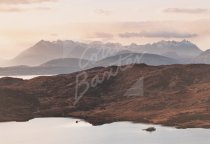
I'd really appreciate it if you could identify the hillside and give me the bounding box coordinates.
[96,53,179,67]
[192,49,210,64]
[9,40,65,66]
[41,58,91,68]
[0,58,91,76]
[0,64,210,128]
[0,59,90,76]
[0,53,179,76]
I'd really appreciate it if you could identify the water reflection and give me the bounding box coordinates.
[0,75,52,80]
[0,118,209,144]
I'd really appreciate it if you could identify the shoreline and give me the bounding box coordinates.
[1,114,210,129]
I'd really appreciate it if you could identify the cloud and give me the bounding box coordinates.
[0,0,55,12]
[95,9,112,16]
[0,6,51,12]
[33,7,51,11]
[87,32,114,40]
[164,8,208,14]
[0,7,21,12]
[94,32,113,39]
[0,0,58,4]
[119,31,198,38]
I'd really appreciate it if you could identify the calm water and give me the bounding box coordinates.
[0,118,209,144]
[0,75,52,80]
[1,75,210,144]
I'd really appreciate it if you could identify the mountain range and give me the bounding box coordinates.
[127,40,202,59]
[6,40,123,66]
[1,39,210,75]
[2,40,203,67]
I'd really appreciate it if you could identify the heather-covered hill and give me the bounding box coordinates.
[0,64,210,128]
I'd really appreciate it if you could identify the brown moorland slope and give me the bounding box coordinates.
[0,64,210,128]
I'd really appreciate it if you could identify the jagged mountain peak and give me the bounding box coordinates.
[4,39,204,66]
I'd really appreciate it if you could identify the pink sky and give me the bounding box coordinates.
[0,0,210,59]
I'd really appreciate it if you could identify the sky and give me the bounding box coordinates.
[1,0,210,59]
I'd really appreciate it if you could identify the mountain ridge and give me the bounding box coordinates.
[3,40,203,67]
[192,49,210,64]
[96,53,179,67]
[0,53,179,76]
[127,40,202,58]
